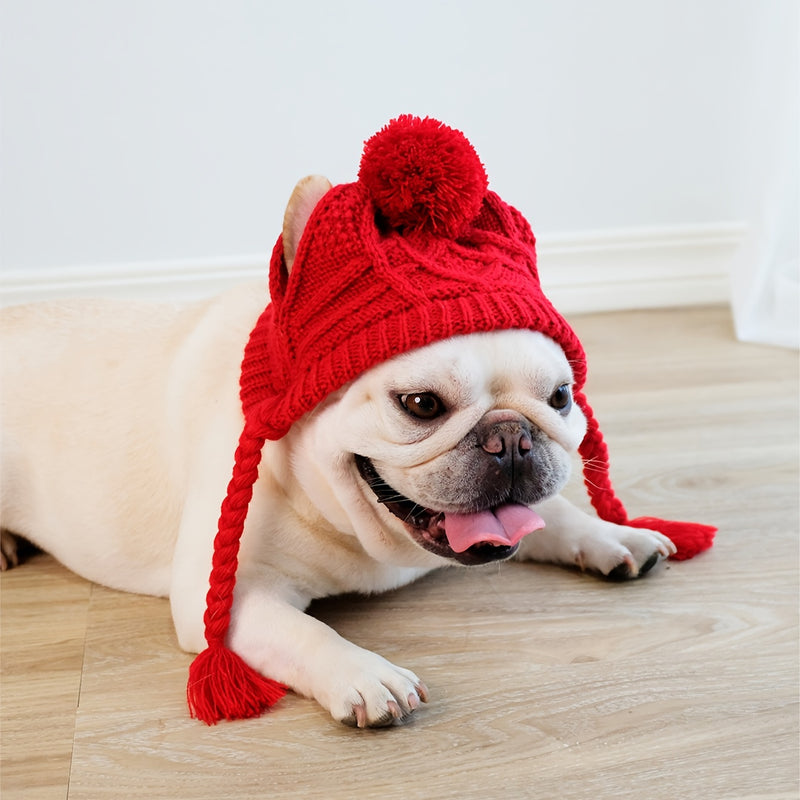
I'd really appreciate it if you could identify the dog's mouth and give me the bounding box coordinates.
[354,455,545,566]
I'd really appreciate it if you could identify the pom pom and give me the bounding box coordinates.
[187,644,287,724]
[628,516,716,561]
[358,115,488,237]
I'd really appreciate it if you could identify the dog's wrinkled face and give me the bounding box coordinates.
[290,328,586,568]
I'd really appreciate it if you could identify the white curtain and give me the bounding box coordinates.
[731,169,799,350]
[730,3,799,350]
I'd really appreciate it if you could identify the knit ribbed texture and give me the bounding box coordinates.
[187,115,716,725]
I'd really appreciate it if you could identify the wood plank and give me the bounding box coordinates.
[1,555,91,799]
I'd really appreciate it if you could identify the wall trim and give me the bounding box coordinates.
[537,222,746,312]
[0,222,746,314]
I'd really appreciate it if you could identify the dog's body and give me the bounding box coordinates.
[0,176,675,727]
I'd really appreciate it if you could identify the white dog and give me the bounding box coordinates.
[0,174,678,728]
[2,116,709,728]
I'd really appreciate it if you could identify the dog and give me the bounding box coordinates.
[0,168,678,728]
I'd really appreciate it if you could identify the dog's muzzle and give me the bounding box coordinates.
[354,454,545,566]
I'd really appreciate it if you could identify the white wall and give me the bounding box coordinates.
[0,0,796,310]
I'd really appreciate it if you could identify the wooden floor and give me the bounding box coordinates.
[1,306,798,800]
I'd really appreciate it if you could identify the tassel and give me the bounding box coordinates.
[187,643,287,725]
[628,516,716,561]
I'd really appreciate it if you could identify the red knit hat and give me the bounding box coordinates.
[187,115,715,724]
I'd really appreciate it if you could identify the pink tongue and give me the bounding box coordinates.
[443,504,545,554]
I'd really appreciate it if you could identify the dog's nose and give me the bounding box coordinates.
[478,418,533,462]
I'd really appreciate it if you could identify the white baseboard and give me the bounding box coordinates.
[537,222,746,313]
[0,256,270,307]
[0,222,746,314]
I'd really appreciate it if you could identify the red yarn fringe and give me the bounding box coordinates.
[628,516,716,561]
[187,644,287,725]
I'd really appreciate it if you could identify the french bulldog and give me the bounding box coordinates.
[0,175,675,727]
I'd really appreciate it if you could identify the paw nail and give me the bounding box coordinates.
[638,552,660,576]
[408,693,420,710]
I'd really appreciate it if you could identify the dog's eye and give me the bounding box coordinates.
[549,384,572,414]
[399,392,445,420]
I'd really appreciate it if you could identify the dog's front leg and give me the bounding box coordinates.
[226,581,428,727]
[518,495,676,579]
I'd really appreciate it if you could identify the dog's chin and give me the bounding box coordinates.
[354,455,522,566]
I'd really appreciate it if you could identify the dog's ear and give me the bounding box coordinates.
[282,175,332,273]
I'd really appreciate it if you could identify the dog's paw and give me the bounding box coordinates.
[0,531,40,571]
[322,650,428,728]
[575,523,676,580]
[1,530,21,571]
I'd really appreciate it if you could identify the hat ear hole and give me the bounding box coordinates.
[282,175,332,273]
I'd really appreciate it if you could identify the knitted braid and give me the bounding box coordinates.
[575,390,628,525]
[202,425,264,647]
[187,425,287,724]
